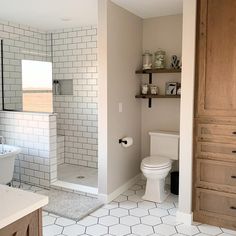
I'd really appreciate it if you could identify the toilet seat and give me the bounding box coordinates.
[142,156,172,169]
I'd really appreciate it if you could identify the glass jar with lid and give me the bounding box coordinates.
[154,50,166,69]
[142,50,152,70]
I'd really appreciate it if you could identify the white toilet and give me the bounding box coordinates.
[141,131,179,203]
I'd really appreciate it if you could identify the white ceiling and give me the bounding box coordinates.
[0,0,183,31]
[111,0,183,19]
[0,0,98,31]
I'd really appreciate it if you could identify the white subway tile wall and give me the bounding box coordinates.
[0,111,57,187]
[0,21,98,188]
[52,26,98,168]
[57,135,65,165]
[0,20,51,110]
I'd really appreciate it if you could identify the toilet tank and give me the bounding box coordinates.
[149,131,179,160]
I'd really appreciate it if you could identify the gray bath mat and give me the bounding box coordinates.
[38,189,103,221]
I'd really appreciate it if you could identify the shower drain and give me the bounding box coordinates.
[76,176,85,179]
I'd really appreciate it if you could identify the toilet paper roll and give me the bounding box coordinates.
[121,137,133,148]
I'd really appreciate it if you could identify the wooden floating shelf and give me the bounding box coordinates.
[135,68,181,74]
[135,68,181,107]
[135,94,181,99]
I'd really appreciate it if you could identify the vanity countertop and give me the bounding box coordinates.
[0,184,48,229]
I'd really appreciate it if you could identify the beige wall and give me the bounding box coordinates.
[98,0,143,196]
[98,0,108,195]
[141,15,183,159]
[107,1,142,194]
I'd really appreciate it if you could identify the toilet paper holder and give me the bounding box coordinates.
[119,138,128,144]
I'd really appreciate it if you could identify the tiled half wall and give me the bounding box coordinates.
[0,111,57,187]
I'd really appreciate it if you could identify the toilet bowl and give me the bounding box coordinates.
[141,131,179,203]
[141,156,172,203]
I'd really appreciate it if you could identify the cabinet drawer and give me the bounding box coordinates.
[197,159,236,193]
[197,124,236,144]
[197,141,236,162]
[196,188,236,219]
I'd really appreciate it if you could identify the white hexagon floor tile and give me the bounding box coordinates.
[42,211,48,216]
[222,228,236,235]
[154,223,177,236]
[149,207,169,217]
[156,201,175,210]
[55,217,76,227]
[33,180,236,236]
[63,224,85,236]
[43,224,63,236]
[110,208,129,217]
[103,202,119,210]
[168,207,177,216]
[120,215,140,226]
[43,215,56,226]
[86,224,108,236]
[99,215,119,226]
[162,215,182,226]
[77,216,98,227]
[176,224,200,236]
[90,208,109,217]
[138,201,156,210]
[198,224,222,235]
[109,224,131,236]
[113,195,128,203]
[141,215,161,226]
[130,208,149,217]
[119,200,137,210]
[132,223,154,236]
[219,233,236,236]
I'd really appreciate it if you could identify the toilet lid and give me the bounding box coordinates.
[142,156,172,168]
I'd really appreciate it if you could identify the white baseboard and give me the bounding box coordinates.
[98,173,141,203]
[51,180,98,195]
[176,210,193,225]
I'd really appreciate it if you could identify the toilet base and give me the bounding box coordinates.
[142,178,170,203]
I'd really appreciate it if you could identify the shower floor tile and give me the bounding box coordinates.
[57,164,98,188]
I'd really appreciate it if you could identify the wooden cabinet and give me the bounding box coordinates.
[0,209,42,236]
[196,0,236,117]
[193,0,236,230]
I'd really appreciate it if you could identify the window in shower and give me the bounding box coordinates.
[22,60,53,112]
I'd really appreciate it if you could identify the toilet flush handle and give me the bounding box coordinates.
[119,139,127,144]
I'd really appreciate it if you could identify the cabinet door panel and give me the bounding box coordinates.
[197,141,236,162]
[196,188,236,222]
[197,0,236,117]
[197,123,236,144]
[196,159,236,193]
